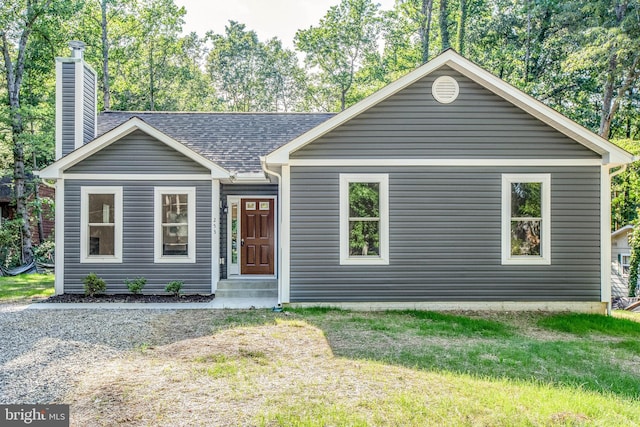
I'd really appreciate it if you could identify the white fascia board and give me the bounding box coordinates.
[231,172,270,183]
[61,173,213,180]
[288,158,603,167]
[265,49,633,167]
[611,224,633,239]
[55,56,99,76]
[444,58,634,165]
[39,117,231,179]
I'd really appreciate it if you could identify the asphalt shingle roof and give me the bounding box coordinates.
[97,112,335,174]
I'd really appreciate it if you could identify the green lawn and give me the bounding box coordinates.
[284,308,640,399]
[0,273,54,301]
[68,308,640,426]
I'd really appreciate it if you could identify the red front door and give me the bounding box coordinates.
[240,199,274,275]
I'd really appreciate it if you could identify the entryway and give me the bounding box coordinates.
[226,196,276,277]
[216,279,277,298]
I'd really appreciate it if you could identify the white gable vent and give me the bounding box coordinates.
[432,76,459,104]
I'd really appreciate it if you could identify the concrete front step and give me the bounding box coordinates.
[216,279,278,298]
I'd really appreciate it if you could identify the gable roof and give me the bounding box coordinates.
[40,112,335,178]
[265,49,634,166]
[39,117,230,179]
[97,112,335,174]
[612,225,634,239]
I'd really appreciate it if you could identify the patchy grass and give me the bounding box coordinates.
[0,273,54,302]
[67,314,640,426]
[612,340,640,355]
[287,309,640,400]
[538,313,640,337]
[291,308,515,338]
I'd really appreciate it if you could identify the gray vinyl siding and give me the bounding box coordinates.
[61,62,76,157]
[289,166,600,302]
[64,179,212,294]
[67,130,211,174]
[292,66,599,160]
[219,183,278,278]
[83,65,95,144]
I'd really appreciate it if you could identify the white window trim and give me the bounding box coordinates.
[621,253,631,277]
[501,174,551,265]
[154,187,196,263]
[339,174,389,265]
[80,186,123,263]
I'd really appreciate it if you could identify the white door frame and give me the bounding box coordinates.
[226,195,277,278]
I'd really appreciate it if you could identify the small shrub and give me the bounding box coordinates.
[34,239,55,263]
[0,219,24,268]
[165,280,183,297]
[124,276,147,294]
[83,272,106,296]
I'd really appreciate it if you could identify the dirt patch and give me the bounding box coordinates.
[67,321,339,426]
[64,319,640,427]
[42,293,215,303]
[70,320,460,426]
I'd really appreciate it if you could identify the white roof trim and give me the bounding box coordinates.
[611,224,634,239]
[230,172,270,183]
[265,49,633,166]
[38,117,230,179]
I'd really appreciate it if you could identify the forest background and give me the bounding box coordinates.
[1,0,639,274]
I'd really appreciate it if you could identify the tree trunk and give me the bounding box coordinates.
[149,44,155,110]
[524,0,531,82]
[457,0,467,55]
[418,0,434,63]
[33,152,44,244]
[2,26,35,263]
[599,0,636,139]
[439,0,450,50]
[11,119,33,263]
[599,54,617,138]
[599,54,640,139]
[100,0,111,110]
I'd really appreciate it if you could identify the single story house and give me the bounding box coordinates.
[39,43,635,313]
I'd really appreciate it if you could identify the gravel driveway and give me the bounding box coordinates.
[0,304,218,404]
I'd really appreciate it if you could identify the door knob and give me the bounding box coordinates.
[241,239,245,246]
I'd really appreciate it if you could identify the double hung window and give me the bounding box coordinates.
[339,174,389,265]
[501,174,550,265]
[80,187,122,262]
[154,187,196,263]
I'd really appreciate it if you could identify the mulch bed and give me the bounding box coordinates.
[42,294,215,303]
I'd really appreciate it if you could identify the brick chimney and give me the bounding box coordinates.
[55,41,97,159]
